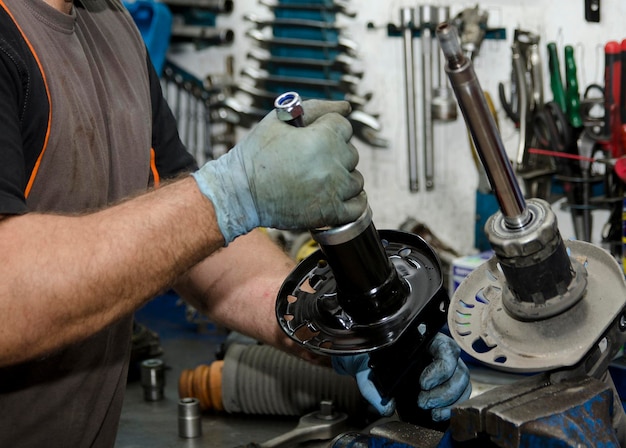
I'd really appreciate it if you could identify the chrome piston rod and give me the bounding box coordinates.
[436,23,530,229]
[401,8,419,192]
[420,5,435,191]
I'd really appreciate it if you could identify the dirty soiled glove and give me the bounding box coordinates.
[332,333,471,421]
[332,354,396,417]
[192,99,367,244]
[418,333,472,422]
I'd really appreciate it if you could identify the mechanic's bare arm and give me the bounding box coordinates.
[0,177,222,367]
[174,229,324,365]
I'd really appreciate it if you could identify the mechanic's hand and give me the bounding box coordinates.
[192,99,367,244]
[332,354,395,417]
[332,333,471,421]
[418,333,472,422]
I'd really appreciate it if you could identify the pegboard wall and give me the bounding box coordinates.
[166,0,625,255]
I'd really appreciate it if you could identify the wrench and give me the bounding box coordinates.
[241,66,360,94]
[236,81,371,107]
[170,24,234,47]
[244,13,346,31]
[162,0,232,13]
[259,0,357,18]
[246,29,359,58]
[236,401,349,448]
[247,48,362,77]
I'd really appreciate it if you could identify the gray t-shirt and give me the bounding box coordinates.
[0,0,195,446]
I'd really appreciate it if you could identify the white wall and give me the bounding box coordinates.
[168,0,626,255]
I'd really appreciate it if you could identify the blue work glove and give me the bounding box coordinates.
[332,333,471,421]
[417,333,472,421]
[192,100,367,244]
[332,354,396,416]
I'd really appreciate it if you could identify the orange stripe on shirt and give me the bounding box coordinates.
[150,148,160,188]
[0,0,52,199]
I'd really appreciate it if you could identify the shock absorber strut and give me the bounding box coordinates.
[438,23,626,377]
[274,92,448,425]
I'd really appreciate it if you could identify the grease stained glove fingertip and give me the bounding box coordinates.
[419,333,461,390]
[431,407,451,422]
[416,333,471,423]
[421,378,472,422]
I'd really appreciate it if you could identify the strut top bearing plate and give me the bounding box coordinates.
[449,239,626,373]
[276,230,448,356]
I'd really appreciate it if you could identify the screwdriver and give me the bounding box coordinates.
[564,45,582,128]
[604,40,621,157]
[620,39,626,155]
[547,42,567,114]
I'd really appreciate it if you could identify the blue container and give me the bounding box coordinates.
[123,0,173,76]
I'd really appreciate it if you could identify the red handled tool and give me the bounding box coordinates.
[604,40,621,157]
[620,39,626,156]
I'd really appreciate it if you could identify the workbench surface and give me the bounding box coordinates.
[115,296,338,448]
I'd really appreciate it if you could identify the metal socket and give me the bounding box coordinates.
[140,358,165,402]
[178,397,202,438]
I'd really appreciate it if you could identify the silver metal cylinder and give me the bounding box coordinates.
[512,43,529,167]
[434,6,450,87]
[310,207,372,245]
[140,358,165,402]
[431,6,457,122]
[178,397,202,438]
[401,7,419,192]
[436,23,529,229]
[420,5,435,190]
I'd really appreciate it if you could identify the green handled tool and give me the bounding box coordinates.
[564,45,583,128]
[547,42,567,114]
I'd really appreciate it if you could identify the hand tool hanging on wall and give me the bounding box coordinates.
[430,6,457,123]
[564,45,583,128]
[400,7,419,192]
[161,61,237,163]
[233,0,388,149]
[620,39,626,153]
[259,0,357,19]
[388,4,498,192]
[498,29,544,128]
[420,5,436,191]
[161,0,233,13]
[247,47,361,76]
[450,5,489,60]
[169,23,234,48]
[604,40,622,158]
[597,39,626,259]
[146,0,236,167]
[499,30,554,200]
[547,42,568,114]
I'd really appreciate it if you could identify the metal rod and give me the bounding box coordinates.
[401,8,419,192]
[435,6,450,88]
[512,43,529,168]
[436,23,530,229]
[420,5,435,190]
